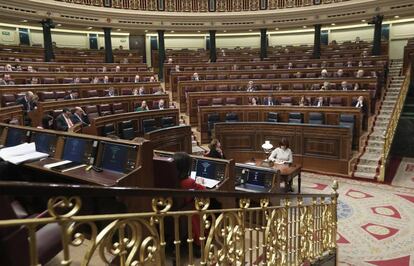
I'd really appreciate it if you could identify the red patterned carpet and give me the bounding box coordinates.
[300,173,414,266]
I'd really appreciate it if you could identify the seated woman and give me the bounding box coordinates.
[135,101,149,112]
[206,138,225,159]
[250,97,258,106]
[268,138,293,164]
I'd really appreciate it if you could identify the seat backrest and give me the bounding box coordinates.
[252,74,262,79]
[85,105,99,119]
[217,85,228,91]
[142,118,158,133]
[212,98,223,106]
[102,123,116,136]
[73,67,83,72]
[306,73,316,78]
[43,78,56,84]
[267,112,278,122]
[308,112,324,124]
[37,67,49,72]
[261,84,272,90]
[329,97,343,106]
[112,103,124,114]
[80,77,90,83]
[266,73,276,79]
[2,94,16,106]
[281,96,292,105]
[205,75,215,80]
[292,84,303,90]
[86,68,96,72]
[339,114,355,133]
[217,75,227,80]
[55,91,66,101]
[119,120,135,140]
[121,88,132,95]
[87,90,99,97]
[153,156,179,189]
[288,112,303,123]
[280,73,290,79]
[99,104,112,116]
[161,116,175,128]
[226,97,238,105]
[229,74,239,79]
[197,99,209,106]
[62,77,73,84]
[240,74,250,80]
[225,112,238,122]
[38,91,56,102]
[204,85,216,92]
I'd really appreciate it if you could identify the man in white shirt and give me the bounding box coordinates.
[355,96,364,108]
[341,81,349,91]
[158,99,165,110]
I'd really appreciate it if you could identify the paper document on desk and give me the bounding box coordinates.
[0,142,49,165]
[190,172,221,189]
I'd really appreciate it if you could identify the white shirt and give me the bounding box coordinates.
[355,101,363,108]
[268,147,293,163]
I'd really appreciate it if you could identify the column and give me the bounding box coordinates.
[103,27,114,63]
[260,28,267,60]
[158,30,165,81]
[313,24,321,59]
[209,30,216,63]
[372,15,384,56]
[41,19,55,62]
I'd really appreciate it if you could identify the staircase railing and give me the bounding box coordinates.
[379,65,411,182]
[0,181,338,265]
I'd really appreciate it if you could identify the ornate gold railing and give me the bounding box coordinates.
[0,181,338,265]
[56,0,349,12]
[379,65,411,182]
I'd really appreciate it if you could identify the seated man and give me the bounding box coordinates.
[314,96,325,107]
[91,77,100,84]
[102,75,110,84]
[29,77,39,85]
[27,65,36,72]
[356,69,365,78]
[115,65,121,72]
[107,87,116,97]
[134,75,140,83]
[263,95,275,106]
[340,81,349,91]
[16,91,37,112]
[174,65,180,72]
[335,69,345,78]
[0,74,15,85]
[56,108,74,131]
[71,106,90,126]
[320,69,329,78]
[158,99,166,110]
[321,81,330,90]
[135,101,149,112]
[64,90,77,100]
[355,96,364,108]
[5,64,13,72]
[246,80,256,92]
[191,72,201,81]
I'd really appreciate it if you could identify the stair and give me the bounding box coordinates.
[352,59,404,180]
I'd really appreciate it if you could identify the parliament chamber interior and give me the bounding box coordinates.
[0,0,414,265]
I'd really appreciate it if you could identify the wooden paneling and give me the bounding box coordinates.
[214,122,351,175]
[144,125,192,153]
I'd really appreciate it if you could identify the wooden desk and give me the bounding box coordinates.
[25,158,124,187]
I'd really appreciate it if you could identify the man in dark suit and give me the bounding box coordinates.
[16,91,37,112]
[263,96,275,106]
[71,107,89,126]
[64,91,77,100]
[55,108,74,131]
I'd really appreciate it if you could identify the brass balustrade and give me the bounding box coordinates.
[379,65,411,182]
[0,181,338,265]
[58,0,349,12]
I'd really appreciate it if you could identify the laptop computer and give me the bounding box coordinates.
[236,169,272,193]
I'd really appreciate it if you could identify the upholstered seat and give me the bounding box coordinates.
[288,112,303,123]
[308,112,324,124]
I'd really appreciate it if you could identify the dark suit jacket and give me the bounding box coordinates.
[55,114,70,131]
[16,97,36,112]
[64,94,76,100]
[263,98,275,106]
[206,149,225,159]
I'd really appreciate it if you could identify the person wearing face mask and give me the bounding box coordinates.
[268,138,293,164]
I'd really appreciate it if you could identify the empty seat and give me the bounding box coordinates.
[280,97,292,106]
[152,87,162,94]
[2,94,16,107]
[196,99,209,108]
[339,114,355,134]
[261,84,272,91]
[207,113,220,136]
[127,67,137,72]
[280,73,290,79]
[226,97,238,105]
[142,118,158,133]
[306,73,317,78]
[329,97,343,107]
[37,67,49,72]
[38,91,55,102]
[121,88,132,95]
[161,116,175,128]
[229,75,239,79]
[308,112,324,124]
[217,75,227,80]
[113,77,124,83]
[217,85,228,91]
[292,84,304,90]
[225,112,239,122]
[73,67,83,72]
[267,112,278,123]
[80,77,90,83]
[62,77,73,84]
[205,75,215,80]
[43,78,56,84]
[102,123,116,137]
[86,68,97,72]
[85,105,99,119]
[240,74,250,79]
[252,74,262,79]
[112,103,124,114]
[86,90,99,97]
[99,104,112,116]
[288,112,303,123]
[266,74,276,79]
[119,120,135,140]
[212,98,223,106]
[55,91,66,101]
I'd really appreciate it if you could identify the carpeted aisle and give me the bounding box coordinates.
[392,157,414,190]
[299,173,414,266]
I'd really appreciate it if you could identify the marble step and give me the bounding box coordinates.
[367,140,385,148]
[353,171,377,179]
[369,134,384,142]
[365,147,383,154]
[376,115,391,120]
[355,164,378,174]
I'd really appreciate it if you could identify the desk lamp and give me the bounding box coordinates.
[261,140,274,167]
